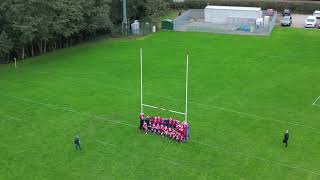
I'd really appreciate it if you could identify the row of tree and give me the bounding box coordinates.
[0,0,171,63]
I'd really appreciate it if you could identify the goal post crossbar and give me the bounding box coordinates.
[142,104,186,115]
[140,48,189,122]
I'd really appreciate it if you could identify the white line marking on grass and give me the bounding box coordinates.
[37,71,108,76]
[142,90,320,131]
[191,140,320,176]
[4,75,320,176]
[140,80,319,130]
[3,92,319,176]
[7,73,316,131]
[94,115,135,127]
[96,140,116,147]
[58,75,133,93]
[312,96,320,106]
[158,157,180,165]
[0,94,136,128]
[188,101,319,131]
[158,157,196,176]
[4,73,320,132]
[15,150,28,154]
[0,114,21,120]
[2,75,320,132]
[25,72,320,124]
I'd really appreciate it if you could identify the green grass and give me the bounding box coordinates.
[1,28,320,180]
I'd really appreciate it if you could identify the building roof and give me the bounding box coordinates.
[205,5,261,11]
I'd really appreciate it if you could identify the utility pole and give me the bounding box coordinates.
[122,0,128,35]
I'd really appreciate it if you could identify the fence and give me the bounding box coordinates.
[111,20,158,37]
[173,9,277,36]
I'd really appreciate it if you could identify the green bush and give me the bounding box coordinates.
[171,0,320,14]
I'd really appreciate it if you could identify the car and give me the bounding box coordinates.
[282,9,291,17]
[265,9,274,16]
[281,16,292,26]
[305,16,317,28]
[313,10,320,19]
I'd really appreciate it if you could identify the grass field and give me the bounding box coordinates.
[1,28,320,180]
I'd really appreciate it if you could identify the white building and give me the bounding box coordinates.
[204,5,263,24]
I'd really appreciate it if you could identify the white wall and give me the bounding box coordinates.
[205,9,262,24]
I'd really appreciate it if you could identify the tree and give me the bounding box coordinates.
[0,0,172,63]
[29,0,52,54]
[5,0,37,59]
[50,0,83,48]
[145,0,170,21]
[127,0,146,21]
[110,0,122,24]
[81,0,112,40]
[0,31,13,63]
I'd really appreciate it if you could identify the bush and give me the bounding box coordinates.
[171,0,320,14]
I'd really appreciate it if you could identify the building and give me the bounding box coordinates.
[204,5,263,24]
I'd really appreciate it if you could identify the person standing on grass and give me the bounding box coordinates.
[143,121,148,134]
[283,130,289,147]
[139,113,144,130]
[74,135,81,150]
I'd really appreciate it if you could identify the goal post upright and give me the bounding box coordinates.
[185,51,189,123]
[140,48,143,114]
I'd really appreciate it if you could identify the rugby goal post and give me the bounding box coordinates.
[140,48,189,122]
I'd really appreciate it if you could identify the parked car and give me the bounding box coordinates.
[313,10,320,19]
[282,9,291,17]
[265,9,274,16]
[305,16,317,28]
[281,16,292,26]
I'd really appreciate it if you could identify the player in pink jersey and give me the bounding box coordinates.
[172,120,177,128]
[164,126,169,136]
[154,124,159,133]
[179,125,184,134]
[160,124,165,136]
[160,117,164,124]
[168,117,173,127]
[150,116,154,125]
[180,134,185,142]
[151,123,156,133]
[168,129,172,138]
[153,116,158,124]
[176,133,181,142]
[143,121,148,134]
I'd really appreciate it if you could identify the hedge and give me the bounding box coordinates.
[171,0,320,14]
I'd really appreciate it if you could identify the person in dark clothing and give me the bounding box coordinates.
[145,116,150,125]
[139,113,144,130]
[144,116,152,130]
[283,130,289,147]
[74,135,81,150]
[164,118,169,127]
